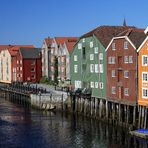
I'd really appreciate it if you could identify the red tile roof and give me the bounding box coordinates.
[55,37,78,45]
[44,37,53,47]
[0,45,12,51]
[8,45,35,56]
[65,39,78,53]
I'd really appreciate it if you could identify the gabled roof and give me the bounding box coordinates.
[44,37,53,47]
[54,37,78,45]
[19,48,41,59]
[81,25,136,48]
[137,36,148,52]
[0,45,12,51]
[106,28,146,51]
[8,45,35,56]
[64,38,78,53]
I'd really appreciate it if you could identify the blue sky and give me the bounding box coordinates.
[0,0,147,47]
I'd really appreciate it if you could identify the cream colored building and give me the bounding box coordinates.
[0,49,12,83]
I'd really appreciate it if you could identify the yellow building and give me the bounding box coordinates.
[0,49,12,83]
[138,28,148,106]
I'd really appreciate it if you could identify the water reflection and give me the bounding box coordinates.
[0,99,148,148]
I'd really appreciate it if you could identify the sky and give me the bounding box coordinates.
[0,0,147,47]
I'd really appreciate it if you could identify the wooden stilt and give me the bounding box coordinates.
[144,107,147,129]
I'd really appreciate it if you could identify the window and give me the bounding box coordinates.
[31,75,35,79]
[129,56,133,63]
[142,88,148,98]
[20,67,22,71]
[142,55,148,66]
[99,82,103,89]
[112,43,116,50]
[74,55,77,61]
[124,41,128,49]
[99,53,103,60]
[95,82,98,88]
[124,88,129,96]
[112,70,116,77]
[124,56,128,63]
[90,64,94,73]
[90,82,94,88]
[17,60,19,64]
[75,81,82,88]
[99,64,103,73]
[74,65,78,73]
[95,64,99,73]
[82,48,86,59]
[31,68,35,72]
[20,74,22,77]
[82,38,85,42]
[108,57,115,64]
[124,71,129,78]
[31,60,35,65]
[78,43,82,49]
[142,72,148,82]
[20,60,22,64]
[112,87,116,94]
[94,47,98,54]
[90,41,93,48]
[90,54,94,60]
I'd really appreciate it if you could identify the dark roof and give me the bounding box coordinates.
[19,48,41,59]
[80,25,137,48]
[116,28,146,48]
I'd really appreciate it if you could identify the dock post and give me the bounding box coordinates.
[138,106,142,128]
[106,100,108,120]
[133,106,136,126]
[144,107,147,129]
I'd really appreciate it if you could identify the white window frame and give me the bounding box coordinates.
[78,43,82,49]
[142,55,148,66]
[112,70,116,77]
[112,43,116,50]
[99,82,103,89]
[90,64,94,73]
[94,47,98,54]
[124,88,129,96]
[99,64,103,73]
[95,64,99,73]
[90,41,93,48]
[82,38,85,43]
[129,56,133,63]
[95,82,98,88]
[90,82,94,88]
[112,86,116,94]
[124,41,128,49]
[99,53,103,60]
[74,65,78,73]
[90,54,94,61]
[124,70,129,78]
[75,80,82,88]
[74,55,77,61]
[124,56,128,63]
[142,88,148,99]
[142,72,148,82]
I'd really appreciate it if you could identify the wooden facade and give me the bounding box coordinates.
[106,28,146,105]
[138,36,148,106]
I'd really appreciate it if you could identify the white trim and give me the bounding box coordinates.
[137,36,148,52]
[105,36,136,52]
[144,27,148,34]
[142,87,148,99]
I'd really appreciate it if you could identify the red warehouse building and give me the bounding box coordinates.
[106,28,146,105]
[15,48,42,83]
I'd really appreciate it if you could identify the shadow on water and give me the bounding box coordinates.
[0,98,148,148]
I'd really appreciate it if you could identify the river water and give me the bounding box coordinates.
[0,99,147,148]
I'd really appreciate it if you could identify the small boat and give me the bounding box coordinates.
[130,129,148,139]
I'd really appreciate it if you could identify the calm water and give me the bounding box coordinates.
[0,99,148,148]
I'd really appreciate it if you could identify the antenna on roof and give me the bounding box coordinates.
[123,18,127,27]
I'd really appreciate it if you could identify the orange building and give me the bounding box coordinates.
[138,28,148,106]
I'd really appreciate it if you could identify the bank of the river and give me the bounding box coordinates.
[0,98,148,148]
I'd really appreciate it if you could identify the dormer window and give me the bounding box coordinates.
[112,43,116,50]
[124,41,128,49]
